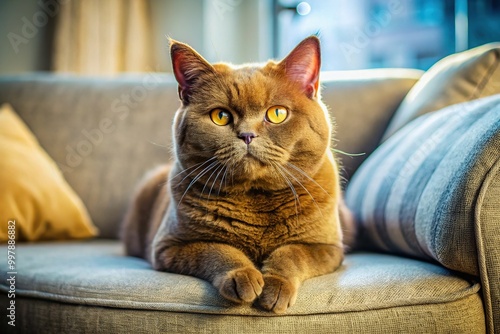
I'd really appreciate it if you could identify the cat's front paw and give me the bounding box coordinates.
[258,274,298,314]
[214,267,264,304]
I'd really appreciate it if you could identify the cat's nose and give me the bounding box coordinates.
[238,132,256,145]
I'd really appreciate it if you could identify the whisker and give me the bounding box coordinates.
[209,163,227,200]
[271,162,300,221]
[200,162,224,200]
[229,160,236,187]
[281,164,324,218]
[175,147,219,157]
[177,161,219,206]
[217,164,229,197]
[331,148,365,157]
[170,157,217,183]
[148,140,170,149]
[286,163,331,197]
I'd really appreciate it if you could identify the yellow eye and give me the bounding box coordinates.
[210,109,232,126]
[266,106,288,124]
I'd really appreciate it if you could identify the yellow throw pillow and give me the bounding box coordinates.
[0,103,98,242]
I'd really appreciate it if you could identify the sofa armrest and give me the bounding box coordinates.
[345,95,500,333]
[475,160,500,332]
[320,69,423,179]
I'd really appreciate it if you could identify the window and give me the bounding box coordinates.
[274,0,500,70]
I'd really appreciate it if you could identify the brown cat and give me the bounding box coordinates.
[122,36,356,314]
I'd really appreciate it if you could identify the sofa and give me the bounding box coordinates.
[0,43,499,333]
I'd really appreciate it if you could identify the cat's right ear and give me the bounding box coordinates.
[170,39,214,104]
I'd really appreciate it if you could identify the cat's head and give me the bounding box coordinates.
[170,36,333,192]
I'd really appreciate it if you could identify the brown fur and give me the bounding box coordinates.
[122,36,356,313]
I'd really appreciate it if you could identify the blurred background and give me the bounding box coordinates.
[1,0,499,75]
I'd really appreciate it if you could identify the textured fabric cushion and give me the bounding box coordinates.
[0,104,97,242]
[0,240,485,333]
[346,94,500,276]
[383,43,500,140]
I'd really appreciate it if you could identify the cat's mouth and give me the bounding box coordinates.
[237,143,287,168]
[243,150,264,164]
[232,145,269,171]
[243,146,265,162]
[227,141,288,178]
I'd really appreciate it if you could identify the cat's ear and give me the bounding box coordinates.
[170,39,214,103]
[279,36,321,98]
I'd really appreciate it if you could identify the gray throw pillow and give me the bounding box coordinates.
[346,94,500,276]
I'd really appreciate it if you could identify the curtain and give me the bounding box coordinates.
[53,0,152,75]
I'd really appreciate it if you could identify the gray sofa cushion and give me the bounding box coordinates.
[0,240,485,332]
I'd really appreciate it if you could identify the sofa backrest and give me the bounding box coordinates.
[0,70,421,238]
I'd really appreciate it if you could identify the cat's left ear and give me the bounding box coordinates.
[279,36,321,99]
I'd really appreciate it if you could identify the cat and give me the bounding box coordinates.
[122,36,356,314]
